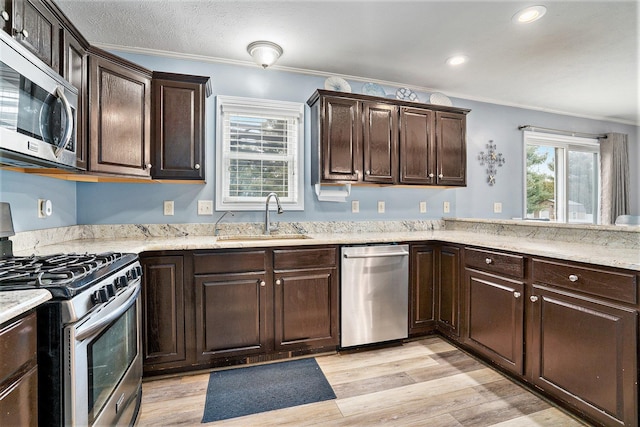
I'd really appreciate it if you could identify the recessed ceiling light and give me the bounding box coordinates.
[446,55,468,66]
[513,5,547,24]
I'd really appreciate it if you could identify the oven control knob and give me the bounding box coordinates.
[105,283,116,298]
[92,288,110,304]
[114,276,127,289]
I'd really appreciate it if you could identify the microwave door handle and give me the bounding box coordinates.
[53,86,73,158]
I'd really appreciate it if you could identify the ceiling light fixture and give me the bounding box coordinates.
[446,55,468,66]
[513,5,547,24]
[247,41,283,69]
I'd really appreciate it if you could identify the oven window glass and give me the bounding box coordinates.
[87,303,137,422]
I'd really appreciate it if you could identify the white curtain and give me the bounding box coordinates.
[599,133,629,224]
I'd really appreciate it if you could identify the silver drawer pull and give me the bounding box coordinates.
[513,291,521,299]
[485,258,493,264]
[530,295,539,303]
[568,274,578,282]
[194,163,200,170]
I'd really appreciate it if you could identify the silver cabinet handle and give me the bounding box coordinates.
[18,28,28,38]
[438,173,444,179]
[530,295,539,302]
[1,11,9,21]
[259,280,265,287]
[194,163,200,170]
[428,173,434,178]
[365,170,370,175]
[145,163,152,169]
[513,291,521,299]
[485,258,492,264]
[275,279,282,285]
[568,274,578,282]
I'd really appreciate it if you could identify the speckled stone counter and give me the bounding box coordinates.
[0,290,51,325]
[10,221,640,271]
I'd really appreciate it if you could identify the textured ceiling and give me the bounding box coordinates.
[55,0,639,125]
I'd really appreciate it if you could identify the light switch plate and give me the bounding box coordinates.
[197,200,213,215]
[164,201,174,216]
[419,201,427,213]
[351,200,360,213]
[377,201,385,213]
[493,202,503,213]
[443,201,450,213]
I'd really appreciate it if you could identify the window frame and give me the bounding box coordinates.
[522,131,600,224]
[215,95,305,211]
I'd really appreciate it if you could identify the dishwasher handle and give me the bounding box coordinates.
[343,250,409,259]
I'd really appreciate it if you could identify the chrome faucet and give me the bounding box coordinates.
[264,192,283,235]
[214,211,234,236]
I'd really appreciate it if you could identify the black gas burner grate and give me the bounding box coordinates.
[0,252,138,298]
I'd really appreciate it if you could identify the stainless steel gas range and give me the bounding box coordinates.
[0,251,143,426]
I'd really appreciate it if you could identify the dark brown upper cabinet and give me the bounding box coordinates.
[151,72,211,180]
[308,89,469,188]
[10,0,58,69]
[88,47,152,178]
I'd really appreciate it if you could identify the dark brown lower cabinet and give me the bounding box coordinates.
[436,245,461,337]
[409,244,437,335]
[464,269,524,375]
[141,255,189,374]
[0,312,38,426]
[528,285,638,427]
[273,247,339,351]
[194,272,269,361]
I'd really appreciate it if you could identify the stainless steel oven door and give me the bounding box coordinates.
[65,281,142,426]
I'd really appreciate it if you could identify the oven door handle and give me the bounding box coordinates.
[76,285,140,342]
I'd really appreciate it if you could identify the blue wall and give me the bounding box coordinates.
[1,50,637,231]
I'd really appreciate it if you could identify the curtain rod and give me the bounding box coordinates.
[518,125,607,139]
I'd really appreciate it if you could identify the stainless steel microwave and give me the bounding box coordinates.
[0,31,78,170]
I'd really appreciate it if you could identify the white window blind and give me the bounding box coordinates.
[216,96,304,211]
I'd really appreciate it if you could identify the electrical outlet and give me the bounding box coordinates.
[377,201,385,213]
[443,201,451,213]
[351,200,359,213]
[493,202,503,213]
[197,200,213,215]
[419,201,427,213]
[164,201,174,216]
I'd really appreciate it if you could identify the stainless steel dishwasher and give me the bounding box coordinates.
[341,244,409,347]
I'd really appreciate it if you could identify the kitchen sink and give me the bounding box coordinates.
[216,234,312,241]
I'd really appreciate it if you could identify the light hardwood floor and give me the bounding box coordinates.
[136,336,590,426]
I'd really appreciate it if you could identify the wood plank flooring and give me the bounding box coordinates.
[136,336,590,426]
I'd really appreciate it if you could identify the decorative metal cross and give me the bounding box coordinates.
[478,140,505,185]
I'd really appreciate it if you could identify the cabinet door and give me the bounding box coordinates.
[152,74,208,180]
[528,285,637,427]
[273,267,338,351]
[13,0,58,69]
[436,111,466,186]
[409,244,437,335]
[61,30,87,170]
[437,245,460,336]
[1,0,11,34]
[141,256,187,371]
[195,272,269,361]
[321,96,361,181]
[399,107,435,184]
[88,52,151,177]
[362,102,397,183]
[464,269,524,375]
[0,365,37,427]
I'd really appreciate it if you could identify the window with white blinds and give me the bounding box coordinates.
[215,96,304,211]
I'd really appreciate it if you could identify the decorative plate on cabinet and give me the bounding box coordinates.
[396,87,418,101]
[362,82,386,97]
[324,76,352,93]
[429,92,453,106]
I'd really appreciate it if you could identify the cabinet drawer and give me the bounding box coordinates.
[273,247,337,270]
[465,248,524,278]
[0,313,37,385]
[532,259,637,305]
[194,250,266,274]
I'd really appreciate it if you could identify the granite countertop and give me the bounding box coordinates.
[12,229,640,271]
[0,289,51,325]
